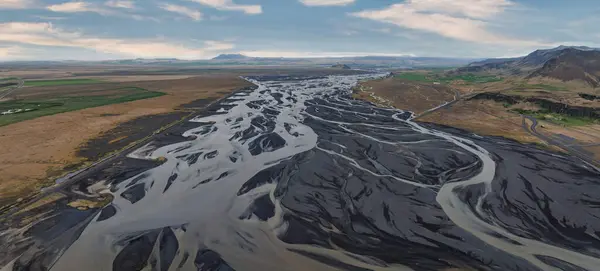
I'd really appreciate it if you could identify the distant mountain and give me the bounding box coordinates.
[549,45,599,52]
[0,55,475,69]
[514,46,598,68]
[331,64,351,70]
[528,48,600,87]
[212,54,249,60]
[205,54,475,68]
[457,57,521,73]
[456,45,600,77]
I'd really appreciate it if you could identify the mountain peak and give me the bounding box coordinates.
[212,54,249,60]
[550,45,598,52]
[331,63,352,70]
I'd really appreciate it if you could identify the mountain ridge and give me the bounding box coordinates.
[527,48,600,87]
[212,54,250,60]
[456,45,600,87]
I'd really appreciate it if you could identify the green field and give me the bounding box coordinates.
[512,109,599,126]
[24,79,104,87]
[394,72,502,84]
[0,77,18,81]
[394,73,431,82]
[515,84,567,92]
[0,87,164,126]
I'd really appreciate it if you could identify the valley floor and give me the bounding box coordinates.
[0,66,365,212]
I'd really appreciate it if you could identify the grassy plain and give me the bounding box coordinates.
[356,76,455,114]
[511,108,600,126]
[0,87,164,126]
[24,78,104,87]
[394,72,503,84]
[514,83,568,92]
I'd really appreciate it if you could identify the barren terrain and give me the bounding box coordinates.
[418,100,542,144]
[355,76,456,114]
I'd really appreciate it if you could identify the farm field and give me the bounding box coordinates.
[0,86,164,126]
[24,78,105,87]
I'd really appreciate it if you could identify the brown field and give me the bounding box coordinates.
[8,83,134,99]
[89,75,196,82]
[356,76,543,144]
[419,100,542,144]
[0,65,139,79]
[0,74,253,207]
[356,77,456,115]
[588,146,600,160]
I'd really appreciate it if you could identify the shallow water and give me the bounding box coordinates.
[3,73,600,271]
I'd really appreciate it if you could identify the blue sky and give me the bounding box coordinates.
[0,0,598,60]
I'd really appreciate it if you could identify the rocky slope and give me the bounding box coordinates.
[456,46,600,87]
[527,48,600,87]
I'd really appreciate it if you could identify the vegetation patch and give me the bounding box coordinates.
[512,109,600,126]
[515,83,567,92]
[0,82,18,88]
[24,78,104,87]
[0,87,165,126]
[394,72,502,84]
[394,73,432,82]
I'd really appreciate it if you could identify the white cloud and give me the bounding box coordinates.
[299,0,354,6]
[0,46,24,59]
[105,0,135,9]
[188,0,262,15]
[0,22,234,59]
[47,1,109,14]
[160,3,202,21]
[351,0,544,47]
[0,0,35,9]
[402,0,513,19]
[130,14,159,21]
[47,1,157,21]
[239,50,414,58]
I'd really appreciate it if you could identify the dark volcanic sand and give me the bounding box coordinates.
[2,73,600,271]
[77,112,190,161]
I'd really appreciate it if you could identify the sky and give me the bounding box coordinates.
[0,0,599,61]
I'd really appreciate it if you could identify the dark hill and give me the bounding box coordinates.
[331,64,351,70]
[456,58,520,74]
[455,46,600,78]
[528,48,600,87]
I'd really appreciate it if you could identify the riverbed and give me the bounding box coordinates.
[3,73,600,271]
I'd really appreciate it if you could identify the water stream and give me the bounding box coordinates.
[4,73,600,271]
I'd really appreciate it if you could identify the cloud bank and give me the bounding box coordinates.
[299,0,354,6]
[188,0,262,14]
[351,0,544,47]
[0,22,233,59]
